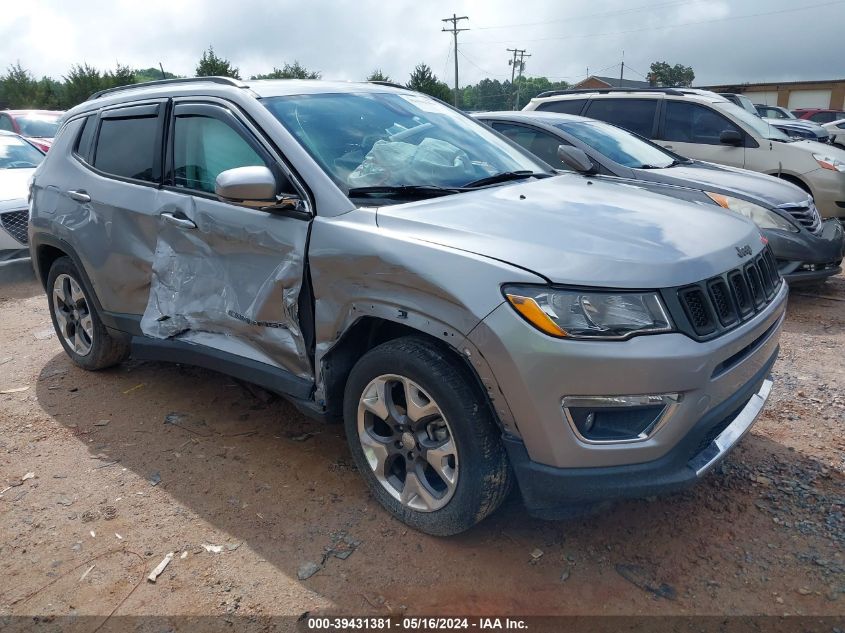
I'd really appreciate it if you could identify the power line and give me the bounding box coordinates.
[462,0,845,46]
[507,48,531,110]
[442,14,469,107]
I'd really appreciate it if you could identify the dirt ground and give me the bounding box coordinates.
[0,260,842,623]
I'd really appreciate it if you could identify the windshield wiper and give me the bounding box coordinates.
[347,184,465,199]
[461,170,548,188]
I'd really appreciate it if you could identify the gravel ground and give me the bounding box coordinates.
[0,262,842,621]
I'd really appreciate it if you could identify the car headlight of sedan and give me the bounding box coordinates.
[502,285,673,340]
[705,193,798,232]
[813,153,845,172]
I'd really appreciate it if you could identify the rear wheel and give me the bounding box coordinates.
[47,257,129,370]
[344,337,512,535]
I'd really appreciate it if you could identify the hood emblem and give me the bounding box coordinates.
[736,244,753,258]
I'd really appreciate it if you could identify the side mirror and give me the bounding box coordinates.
[557,145,597,174]
[719,130,743,146]
[215,166,278,206]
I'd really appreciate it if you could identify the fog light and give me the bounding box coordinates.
[562,394,681,444]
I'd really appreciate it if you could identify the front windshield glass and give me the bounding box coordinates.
[0,136,44,169]
[554,120,675,169]
[262,92,548,195]
[717,102,790,141]
[16,114,61,138]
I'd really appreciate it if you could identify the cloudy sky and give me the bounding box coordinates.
[3,0,844,87]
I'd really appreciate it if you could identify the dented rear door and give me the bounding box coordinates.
[141,99,312,380]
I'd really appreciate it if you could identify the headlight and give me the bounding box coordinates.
[502,285,673,340]
[813,153,845,172]
[705,193,798,232]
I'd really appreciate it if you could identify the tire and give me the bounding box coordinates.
[46,257,130,370]
[343,336,512,535]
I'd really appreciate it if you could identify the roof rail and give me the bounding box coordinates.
[366,80,409,90]
[87,76,249,101]
[534,87,687,99]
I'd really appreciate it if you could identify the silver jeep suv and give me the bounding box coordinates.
[29,78,787,534]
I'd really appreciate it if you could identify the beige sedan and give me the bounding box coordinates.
[824,119,845,149]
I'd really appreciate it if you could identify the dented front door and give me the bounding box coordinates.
[140,100,312,380]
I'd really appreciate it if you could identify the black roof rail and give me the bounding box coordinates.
[366,80,410,90]
[87,76,249,101]
[534,87,687,99]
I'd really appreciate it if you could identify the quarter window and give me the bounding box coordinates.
[583,99,657,138]
[93,114,159,182]
[0,115,14,132]
[74,115,96,161]
[172,115,268,194]
[535,99,587,115]
[663,101,741,145]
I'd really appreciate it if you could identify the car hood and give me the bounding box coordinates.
[0,168,35,202]
[631,161,808,208]
[375,174,764,289]
[765,118,828,137]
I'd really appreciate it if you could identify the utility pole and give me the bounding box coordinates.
[507,48,530,110]
[442,14,469,107]
[619,50,625,83]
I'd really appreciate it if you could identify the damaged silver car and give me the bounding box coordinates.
[29,78,787,535]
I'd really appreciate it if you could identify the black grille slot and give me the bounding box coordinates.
[707,279,737,326]
[0,210,28,245]
[745,263,765,307]
[729,271,753,317]
[756,256,774,298]
[679,287,716,335]
[763,248,781,285]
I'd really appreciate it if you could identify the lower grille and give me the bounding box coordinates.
[0,209,29,245]
[673,246,782,340]
[779,200,821,234]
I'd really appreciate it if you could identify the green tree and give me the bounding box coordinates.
[251,61,320,80]
[406,63,452,103]
[513,76,569,109]
[648,61,695,87]
[62,63,104,107]
[367,69,391,82]
[196,46,241,79]
[0,62,40,108]
[34,77,65,110]
[134,67,179,83]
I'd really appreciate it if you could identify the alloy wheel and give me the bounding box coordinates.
[52,273,94,356]
[357,374,458,512]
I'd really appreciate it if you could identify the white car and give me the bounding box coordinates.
[524,88,845,220]
[0,131,43,265]
[824,118,845,149]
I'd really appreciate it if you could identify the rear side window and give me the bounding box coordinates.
[583,99,657,138]
[809,112,838,123]
[0,115,14,132]
[535,99,587,115]
[93,111,159,182]
[663,101,741,145]
[74,115,96,161]
[172,114,268,194]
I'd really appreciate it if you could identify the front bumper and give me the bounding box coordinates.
[503,357,775,518]
[767,218,845,283]
[805,167,845,220]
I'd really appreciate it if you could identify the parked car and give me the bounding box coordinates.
[753,104,831,143]
[0,110,63,152]
[30,78,786,534]
[792,108,845,124]
[719,93,758,115]
[823,118,845,149]
[475,111,843,284]
[0,131,44,265]
[525,88,845,220]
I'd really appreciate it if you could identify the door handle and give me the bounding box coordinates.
[663,145,674,150]
[160,212,197,229]
[67,190,91,203]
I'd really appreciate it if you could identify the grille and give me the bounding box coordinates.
[0,209,29,245]
[779,201,821,234]
[675,246,781,340]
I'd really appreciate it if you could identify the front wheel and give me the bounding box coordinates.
[343,337,512,535]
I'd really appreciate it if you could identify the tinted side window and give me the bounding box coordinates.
[0,115,13,132]
[663,101,740,145]
[93,115,159,182]
[172,115,268,194]
[583,99,657,138]
[535,99,587,115]
[74,115,96,161]
[491,122,571,169]
[810,112,837,123]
